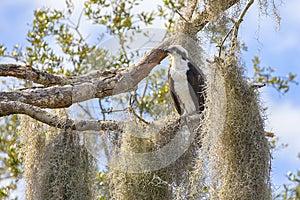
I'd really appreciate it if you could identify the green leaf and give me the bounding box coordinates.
[0,44,6,55]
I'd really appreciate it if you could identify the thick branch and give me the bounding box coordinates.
[0,64,66,86]
[0,63,128,86]
[0,101,120,131]
[0,39,171,109]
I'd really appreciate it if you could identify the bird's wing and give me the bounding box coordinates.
[187,62,206,113]
[168,71,182,115]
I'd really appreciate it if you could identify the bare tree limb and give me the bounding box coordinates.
[230,0,254,52]
[0,101,120,131]
[0,63,128,86]
[250,83,266,90]
[175,9,190,23]
[0,64,66,86]
[218,27,234,57]
[264,131,275,138]
[0,39,171,109]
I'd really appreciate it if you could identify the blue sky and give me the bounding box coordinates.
[1,0,300,197]
[240,0,300,189]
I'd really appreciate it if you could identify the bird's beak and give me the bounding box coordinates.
[164,49,170,54]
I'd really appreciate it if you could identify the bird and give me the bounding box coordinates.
[164,45,206,116]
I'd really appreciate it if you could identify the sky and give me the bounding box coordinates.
[0,0,300,198]
[240,0,300,189]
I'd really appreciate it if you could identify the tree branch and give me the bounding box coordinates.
[0,39,171,109]
[0,64,66,86]
[188,0,240,34]
[230,0,254,52]
[0,101,120,131]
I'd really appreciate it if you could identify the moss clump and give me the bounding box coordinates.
[107,116,202,200]
[20,115,97,200]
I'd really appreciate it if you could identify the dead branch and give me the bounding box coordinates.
[0,64,66,86]
[264,131,275,138]
[230,0,254,51]
[175,9,190,23]
[250,83,266,89]
[0,101,120,131]
[0,39,171,109]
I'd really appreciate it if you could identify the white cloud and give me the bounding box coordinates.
[263,94,300,187]
[241,0,300,55]
[266,99,300,155]
[31,0,68,10]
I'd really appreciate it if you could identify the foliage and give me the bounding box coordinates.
[95,172,108,199]
[0,115,21,199]
[135,69,171,118]
[252,56,298,94]
[274,153,300,200]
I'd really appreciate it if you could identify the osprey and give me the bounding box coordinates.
[165,45,206,116]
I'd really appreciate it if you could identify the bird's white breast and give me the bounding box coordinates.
[170,58,197,115]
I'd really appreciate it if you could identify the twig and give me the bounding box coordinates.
[0,101,120,131]
[76,9,84,30]
[101,108,127,114]
[230,0,254,53]
[98,99,106,120]
[250,83,266,89]
[139,78,149,116]
[264,131,275,138]
[218,27,234,57]
[66,8,85,40]
[175,9,190,23]
[129,95,150,124]
[77,103,94,119]
[128,106,150,125]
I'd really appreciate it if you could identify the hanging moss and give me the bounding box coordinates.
[19,115,97,200]
[107,115,202,200]
[187,56,271,200]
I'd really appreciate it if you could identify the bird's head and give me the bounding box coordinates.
[164,45,189,60]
